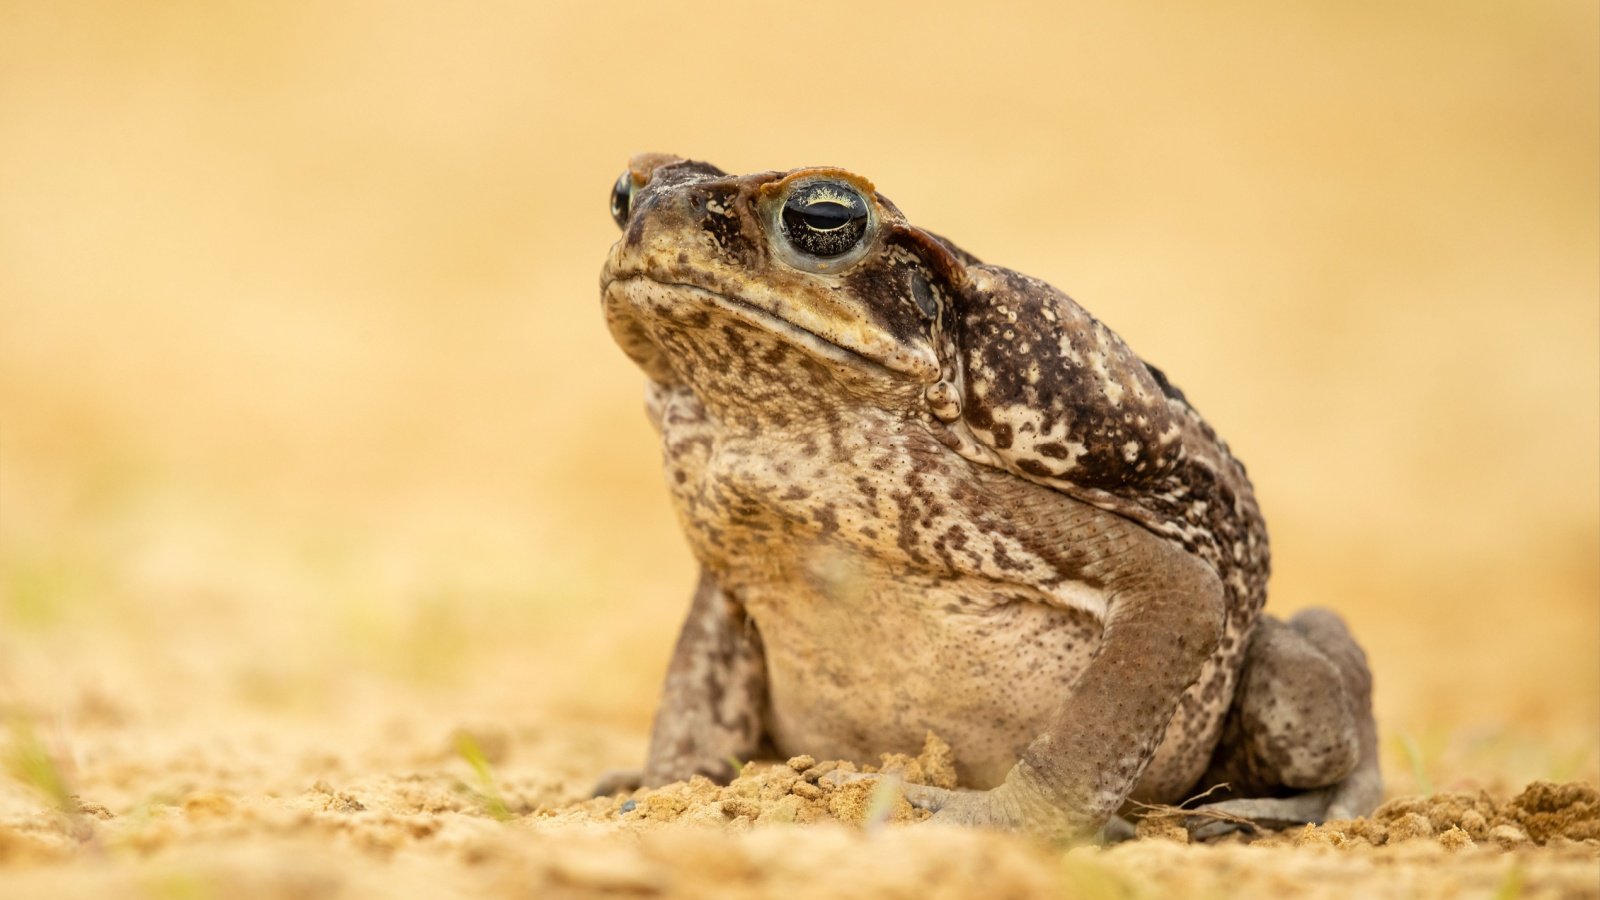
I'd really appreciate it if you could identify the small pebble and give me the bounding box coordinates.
[1488,824,1529,849]
[720,798,760,820]
[764,795,803,823]
[1387,812,1435,843]
[800,761,839,783]
[618,799,637,815]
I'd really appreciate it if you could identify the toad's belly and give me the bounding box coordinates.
[742,569,1105,790]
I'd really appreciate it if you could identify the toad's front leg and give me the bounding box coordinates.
[921,525,1226,840]
[593,569,768,794]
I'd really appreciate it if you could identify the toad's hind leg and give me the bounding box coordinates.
[1185,608,1381,835]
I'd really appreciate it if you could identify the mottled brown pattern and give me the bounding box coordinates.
[597,155,1379,839]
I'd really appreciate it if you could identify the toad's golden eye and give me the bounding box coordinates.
[609,171,635,229]
[779,181,869,258]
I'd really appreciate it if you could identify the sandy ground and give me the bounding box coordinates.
[3,2,1598,898]
[1,717,1597,898]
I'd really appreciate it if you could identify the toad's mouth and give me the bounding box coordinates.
[604,275,935,379]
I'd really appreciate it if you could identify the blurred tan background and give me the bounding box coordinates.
[2,1,1596,796]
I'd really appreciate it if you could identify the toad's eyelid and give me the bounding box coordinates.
[800,183,861,207]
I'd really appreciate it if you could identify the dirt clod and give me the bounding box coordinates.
[1506,781,1600,843]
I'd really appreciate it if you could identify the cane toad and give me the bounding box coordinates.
[596,154,1381,839]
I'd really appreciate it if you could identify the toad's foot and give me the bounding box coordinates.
[821,770,958,812]
[823,769,1081,838]
[1180,789,1336,841]
[1180,765,1382,841]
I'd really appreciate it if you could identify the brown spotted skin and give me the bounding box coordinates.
[640,568,768,786]
[598,155,1377,838]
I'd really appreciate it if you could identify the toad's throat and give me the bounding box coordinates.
[609,275,923,377]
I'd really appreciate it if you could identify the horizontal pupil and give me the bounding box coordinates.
[799,202,855,230]
[779,183,868,259]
